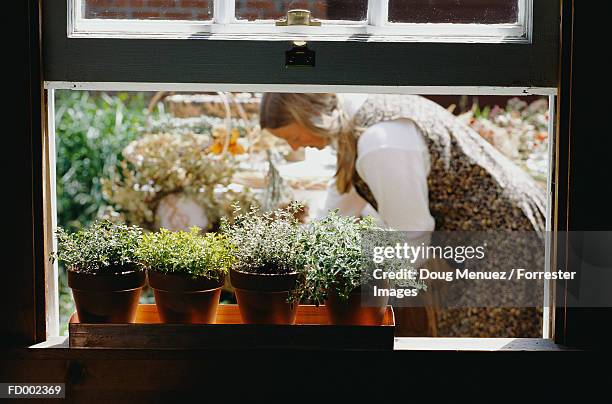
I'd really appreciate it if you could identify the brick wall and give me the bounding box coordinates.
[389,0,518,24]
[85,0,516,23]
[85,0,213,20]
[235,1,329,21]
[84,0,335,21]
[85,0,518,24]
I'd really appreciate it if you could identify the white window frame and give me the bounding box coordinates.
[69,0,532,43]
[43,81,557,342]
[40,0,561,347]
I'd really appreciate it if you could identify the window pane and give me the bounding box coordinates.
[235,0,368,21]
[389,0,519,24]
[53,89,549,338]
[84,0,213,21]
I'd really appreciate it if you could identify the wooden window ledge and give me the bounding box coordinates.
[29,336,573,351]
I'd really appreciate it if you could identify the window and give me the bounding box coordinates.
[46,89,555,338]
[388,0,519,24]
[84,0,214,21]
[36,0,562,348]
[234,1,369,21]
[70,0,531,42]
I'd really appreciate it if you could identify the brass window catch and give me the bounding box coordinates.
[276,9,322,26]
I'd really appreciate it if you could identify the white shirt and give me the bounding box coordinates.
[322,94,436,233]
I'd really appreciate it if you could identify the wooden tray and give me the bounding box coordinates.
[69,304,395,350]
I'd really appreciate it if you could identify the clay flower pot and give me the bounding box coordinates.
[148,271,224,324]
[230,269,299,324]
[68,269,145,323]
[325,280,390,326]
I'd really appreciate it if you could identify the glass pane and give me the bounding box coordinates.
[389,0,519,24]
[53,89,548,339]
[84,0,213,21]
[235,0,368,21]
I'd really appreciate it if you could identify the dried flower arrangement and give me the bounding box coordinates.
[206,127,246,156]
[101,132,256,231]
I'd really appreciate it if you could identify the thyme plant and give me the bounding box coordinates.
[301,210,378,304]
[220,203,307,275]
[51,220,143,274]
[137,227,234,280]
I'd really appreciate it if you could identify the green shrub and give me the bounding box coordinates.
[221,203,307,275]
[55,91,153,231]
[300,210,378,304]
[138,228,233,280]
[52,220,143,274]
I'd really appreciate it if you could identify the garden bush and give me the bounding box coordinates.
[55,91,154,231]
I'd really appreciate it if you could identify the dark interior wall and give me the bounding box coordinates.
[556,0,612,348]
[1,0,42,347]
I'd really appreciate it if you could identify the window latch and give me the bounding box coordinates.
[276,9,322,26]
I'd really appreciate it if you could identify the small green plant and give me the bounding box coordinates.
[138,227,233,280]
[220,203,307,275]
[300,210,378,304]
[51,220,143,274]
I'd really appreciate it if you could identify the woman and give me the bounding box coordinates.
[260,93,546,337]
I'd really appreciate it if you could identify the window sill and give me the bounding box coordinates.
[30,336,572,351]
[70,18,530,44]
[394,337,572,351]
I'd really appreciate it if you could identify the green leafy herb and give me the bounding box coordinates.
[301,210,378,304]
[51,220,143,274]
[220,203,307,275]
[137,227,233,280]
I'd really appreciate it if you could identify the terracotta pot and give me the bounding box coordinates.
[68,269,145,324]
[326,282,389,326]
[148,271,224,324]
[230,269,299,324]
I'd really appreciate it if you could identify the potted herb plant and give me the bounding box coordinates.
[51,220,145,323]
[301,211,389,326]
[138,227,233,324]
[221,203,307,324]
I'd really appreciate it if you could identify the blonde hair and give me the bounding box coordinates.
[260,93,357,194]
